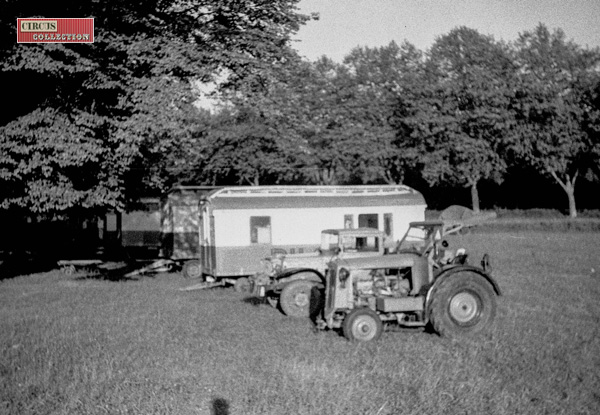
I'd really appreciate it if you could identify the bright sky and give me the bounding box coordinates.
[293,0,600,62]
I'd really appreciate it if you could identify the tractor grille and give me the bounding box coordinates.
[326,268,337,312]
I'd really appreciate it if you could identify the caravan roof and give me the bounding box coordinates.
[201,185,426,210]
[168,185,220,194]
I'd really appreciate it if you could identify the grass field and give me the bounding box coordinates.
[1,232,600,414]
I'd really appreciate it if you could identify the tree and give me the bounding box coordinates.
[298,57,381,185]
[342,41,425,184]
[510,24,600,217]
[285,50,415,186]
[184,41,422,188]
[0,0,312,214]
[205,55,388,186]
[186,108,300,186]
[393,27,516,212]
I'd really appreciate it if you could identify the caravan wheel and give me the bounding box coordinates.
[182,260,203,280]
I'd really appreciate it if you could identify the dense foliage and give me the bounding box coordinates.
[393,27,516,212]
[0,0,312,214]
[509,25,600,217]
[1,0,599,218]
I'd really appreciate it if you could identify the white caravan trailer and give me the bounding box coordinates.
[196,185,426,278]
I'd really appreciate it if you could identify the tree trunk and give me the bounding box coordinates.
[549,170,578,218]
[316,168,337,185]
[566,185,577,218]
[470,181,480,214]
[381,170,396,185]
[242,174,260,186]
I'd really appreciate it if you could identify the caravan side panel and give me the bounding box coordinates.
[200,185,427,277]
[208,204,425,277]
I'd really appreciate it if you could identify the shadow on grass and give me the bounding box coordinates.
[211,397,230,415]
[242,296,268,306]
[71,261,157,282]
[0,251,56,281]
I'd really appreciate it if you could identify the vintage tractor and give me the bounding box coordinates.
[250,228,387,318]
[315,209,501,341]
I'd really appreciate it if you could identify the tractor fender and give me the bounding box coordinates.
[272,268,325,291]
[424,265,502,318]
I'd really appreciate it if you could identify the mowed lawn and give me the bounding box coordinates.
[1,232,599,415]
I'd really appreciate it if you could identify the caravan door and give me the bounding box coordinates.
[199,202,215,275]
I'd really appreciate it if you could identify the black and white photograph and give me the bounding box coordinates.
[1,1,599,414]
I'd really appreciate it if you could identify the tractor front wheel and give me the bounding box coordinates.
[343,308,383,342]
[182,260,203,280]
[280,280,323,318]
[429,272,496,339]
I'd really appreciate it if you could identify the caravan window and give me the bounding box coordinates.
[358,214,378,229]
[250,216,271,244]
[341,235,379,252]
[344,214,354,229]
[106,213,118,231]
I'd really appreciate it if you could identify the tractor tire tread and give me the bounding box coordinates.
[429,272,496,340]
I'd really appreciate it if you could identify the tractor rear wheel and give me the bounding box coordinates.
[429,272,496,339]
[343,308,383,342]
[182,260,203,280]
[280,279,323,318]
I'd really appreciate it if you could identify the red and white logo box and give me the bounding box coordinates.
[17,18,94,43]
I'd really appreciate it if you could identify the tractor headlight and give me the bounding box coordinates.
[338,268,350,286]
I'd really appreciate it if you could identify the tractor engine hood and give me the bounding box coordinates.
[334,254,418,270]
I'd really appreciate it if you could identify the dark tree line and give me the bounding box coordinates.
[1,1,599,218]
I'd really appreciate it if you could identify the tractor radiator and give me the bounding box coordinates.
[376,296,424,313]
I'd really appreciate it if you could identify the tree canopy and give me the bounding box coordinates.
[0,0,312,214]
[391,27,517,212]
[2,9,600,218]
[508,24,600,217]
